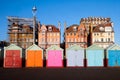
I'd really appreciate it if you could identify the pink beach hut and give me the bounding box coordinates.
[46,45,63,67]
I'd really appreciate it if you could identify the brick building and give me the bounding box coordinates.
[65,24,87,49]
[38,24,60,49]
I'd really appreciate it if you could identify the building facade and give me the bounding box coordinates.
[80,17,112,33]
[7,16,40,49]
[65,24,87,49]
[8,23,33,49]
[38,24,60,50]
[80,17,114,46]
[91,23,114,48]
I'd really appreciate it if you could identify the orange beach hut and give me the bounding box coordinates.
[26,44,43,67]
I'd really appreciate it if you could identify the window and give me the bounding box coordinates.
[94,33,96,36]
[48,26,52,31]
[75,38,77,42]
[26,38,28,42]
[15,34,17,37]
[81,38,83,42]
[73,26,77,31]
[69,38,71,42]
[108,32,111,35]
[101,38,103,42]
[78,38,80,42]
[53,33,55,36]
[73,38,75,42]
[71,38,73,42]
[50,33,53,36]
[95,38,97,42]
[57,33,59,36]
[106,38,107,42]
[42,30,45,35]
[50,38,52,42]
[67,33,69,36]
[42,33,45,36]
[108,38,110,42]
[67,38,69,42]
[22,34,25,36]
[52,38,54,42]
[56,38,58,42]
[105,27,112,32]
[42,38,44,42]
[97,33,98,36]
[74,33,76,36]
[81,33,83,36]
[99,27,104,31]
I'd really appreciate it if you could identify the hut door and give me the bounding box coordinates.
[67,50,75,66]
[54,50,62,66]
[13,50,21,67]
[109,50,120,66]
[47,50,55,66]
[26,51,34,67]
[47,50,62,67]
[75,50,84,66]
[87,50,95,66]
[34,50,42,67]
[95,50,103,66]
[5,50,21,67]
[5,50,13,67]
[108,50,116,66]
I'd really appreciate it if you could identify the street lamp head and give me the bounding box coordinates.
[32,6,37,16]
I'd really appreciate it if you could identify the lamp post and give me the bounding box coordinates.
[32,6,37,44]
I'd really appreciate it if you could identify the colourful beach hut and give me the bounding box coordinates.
[86,44,104,67]
[4,44,22,68]
[66,44,85,67]
[46,45,63,67]
[106,44,120,67]
[26,44,43,67]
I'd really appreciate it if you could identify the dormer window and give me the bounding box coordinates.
[99,27,104,31]
[48,26,52,31]
[73,26,77,31]
[42,30,45,33]
[105,27,112,32]
[42,29,46,35]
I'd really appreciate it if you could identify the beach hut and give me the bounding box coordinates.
[86,44,104,67]
[46,45,63,67]
[106,44,120,67]
[66,44,85,67]
[4,44,22,68]
[26,44,43,67]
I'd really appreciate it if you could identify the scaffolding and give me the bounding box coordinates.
[7,16,34,26]
[7,16,36,49]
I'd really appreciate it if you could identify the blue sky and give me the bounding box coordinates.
[0,0,120,44]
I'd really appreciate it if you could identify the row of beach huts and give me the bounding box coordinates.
[0,43,120,68]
